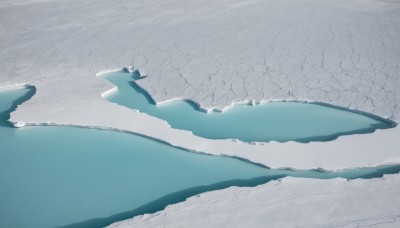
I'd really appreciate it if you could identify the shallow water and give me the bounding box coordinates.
[102,71,394,143]
[1,87,399,228]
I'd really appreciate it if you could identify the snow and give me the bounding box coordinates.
[1,0,400,170]
[108,174,400,228]
[12,98,400,170]
[1,0,400,226]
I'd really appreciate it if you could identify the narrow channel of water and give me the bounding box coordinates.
[101,71,394,143]
[1,87,399,228]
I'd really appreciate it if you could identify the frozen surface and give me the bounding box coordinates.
[1,0,400,169]
[1,1,400,227]
[102,71,394,143]
[109,174,400,228]
[1,0,400,120]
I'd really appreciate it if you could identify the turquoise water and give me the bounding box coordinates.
[102,71,394,143]
[1,87,400,228]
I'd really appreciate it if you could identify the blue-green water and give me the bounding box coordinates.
[102,71,394,143]
[1,87,400,228]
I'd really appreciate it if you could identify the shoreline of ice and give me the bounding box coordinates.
[109,174,400,228]
[1,0,400,226]
[8,119,400,172]
[6,80,400,170]
[98,68,397,126]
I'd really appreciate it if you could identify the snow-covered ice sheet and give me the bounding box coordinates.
[1,0,400,169]
[2,1,400,227]
[109,174,400,228]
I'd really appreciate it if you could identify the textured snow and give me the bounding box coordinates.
[109,174,400,228]
[1,0,400,120]
[2,1,400,227]
[1,0,400,170]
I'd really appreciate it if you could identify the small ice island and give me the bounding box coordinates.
[1,0,400,227]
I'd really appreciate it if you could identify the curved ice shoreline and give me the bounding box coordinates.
[3,86,400,228]
[6,75,400,171]
[100,69,395,143]
[8,121,400,172]
[109,174,400,228]
[14,117,400,172]
[2,0,400,122]
[1,0,400,170]
[1,79,400,171]
[1,0,400,226]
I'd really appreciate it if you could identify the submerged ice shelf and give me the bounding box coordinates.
[101,71,394,143]
[1,86,400,228]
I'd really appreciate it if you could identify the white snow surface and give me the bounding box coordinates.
[2,1,400,227]
[1,0,400,170]
[109,174,400,228]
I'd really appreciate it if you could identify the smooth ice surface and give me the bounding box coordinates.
[1,87,400,228]
[102,71,393,143]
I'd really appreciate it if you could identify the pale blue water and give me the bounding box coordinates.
[1,87,399,228]
[102,71,394,143]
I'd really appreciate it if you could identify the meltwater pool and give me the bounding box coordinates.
[102,71,394,143]
[1,86,399,228]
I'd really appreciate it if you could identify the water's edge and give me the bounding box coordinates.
[2,85,400,228]
[109,68,397,125]
[60,167,400,228]
[99,69,395,143]
[2,84,396,172]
